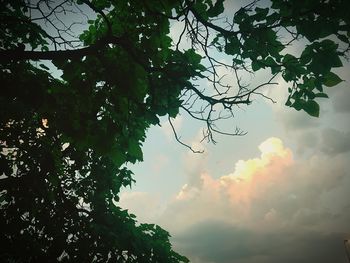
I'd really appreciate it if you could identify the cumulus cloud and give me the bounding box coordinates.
[159,138,295,230]
[120,137,350,263]
[168,139,350,262]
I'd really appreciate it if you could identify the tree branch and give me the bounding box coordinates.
[0,36,122,62]
[168,116,204,154]
[186,84,251,106]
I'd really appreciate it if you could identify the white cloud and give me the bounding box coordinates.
[120,137,350,263]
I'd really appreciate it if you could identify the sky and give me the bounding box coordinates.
[17,1,350,262]
[119,65,350,263]
[118,2,350,263]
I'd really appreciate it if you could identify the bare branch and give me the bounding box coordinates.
[168,116,204,154]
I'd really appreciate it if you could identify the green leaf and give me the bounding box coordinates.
[314,93,329,98]
[225,37,240,55]
[254,7,269,21]
[296,21,320,42]
[303,100,320,117]
[193,2,208,20]
[251,60,262,71]
[264,57,277,67]
[168,106,179,118]
[184,49,202,65]
[128,140,143,161]
[285,97,292,106]
[266,12,279,25]
[145,112,160,125]
[207,0,224,17]
[291,98,303,111]
[300,46,313,64]
[323,72,343,87]
[110,148,126,166]
[234,8,249,23]
[282,54,297,64]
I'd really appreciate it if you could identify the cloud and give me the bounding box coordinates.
[332,86,350,113]
[120,137,350,263]
[173,221,349,263]
[265,73,350,158]
[294,130,320,154]
[159,138,296,230]
[295,128,350,156]
[265,76,321,133]
[320,128,350,156]
[328,63,350,113]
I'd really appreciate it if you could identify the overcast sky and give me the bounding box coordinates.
[119,2,350,262]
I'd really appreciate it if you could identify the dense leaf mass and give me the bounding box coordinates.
[1,0,349,262]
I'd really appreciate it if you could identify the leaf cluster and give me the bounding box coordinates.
[1,0,349,262]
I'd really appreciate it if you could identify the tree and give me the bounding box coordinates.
[0,0,349,262]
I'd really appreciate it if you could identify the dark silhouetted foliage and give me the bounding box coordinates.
[1,0,349,261]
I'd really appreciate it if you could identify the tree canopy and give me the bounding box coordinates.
[1,0,349,262]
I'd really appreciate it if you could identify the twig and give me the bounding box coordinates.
[168,116,204,154]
